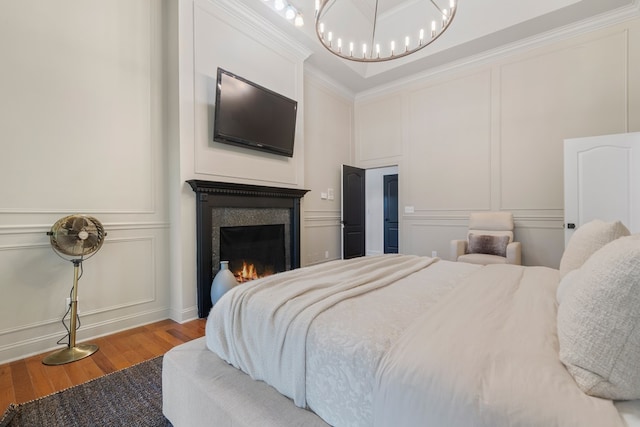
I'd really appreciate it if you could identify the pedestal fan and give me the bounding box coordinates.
[43,214,106,366]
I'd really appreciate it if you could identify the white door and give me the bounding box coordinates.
[564,132,640,246]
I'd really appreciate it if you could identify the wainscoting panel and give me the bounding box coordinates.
[303,211,341,265]
[499,30,628,211]
[302,74,353,267]
[403,215,564,267]
[0,223,170,364]
[356,94,403,164]
[354,18,639,267]
[404,70,492,212]
[0,0,155,214]
[0,1,172,363]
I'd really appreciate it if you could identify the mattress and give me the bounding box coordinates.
[163,338,640,427]
[162,337,328,427]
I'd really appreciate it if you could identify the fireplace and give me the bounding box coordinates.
[220,224,286,282]
[188,180,309,317]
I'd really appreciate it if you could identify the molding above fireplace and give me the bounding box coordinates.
[187,180,309,200]
[187,180,309,317]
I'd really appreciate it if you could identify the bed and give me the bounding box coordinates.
[163,221,640,427]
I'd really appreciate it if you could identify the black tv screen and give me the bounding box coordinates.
[213,68,297,157]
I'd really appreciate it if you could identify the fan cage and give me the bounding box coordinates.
[49,214,106,260]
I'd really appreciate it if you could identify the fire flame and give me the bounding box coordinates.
[239,261,258,282]
[233,261,275,283]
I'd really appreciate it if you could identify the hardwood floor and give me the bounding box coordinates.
[0,318,206,412]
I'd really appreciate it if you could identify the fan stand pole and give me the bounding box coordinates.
[43,260,99,366]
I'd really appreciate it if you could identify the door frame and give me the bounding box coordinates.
[364,165,399,256]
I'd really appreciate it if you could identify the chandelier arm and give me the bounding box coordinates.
[428,0,445,13]
[317,0,338,20]
[369,0,380,59]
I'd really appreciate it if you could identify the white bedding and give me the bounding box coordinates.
[205,255,638,427]
[305,259,480,425]
[207,254,436,407]
[374,264,623,427]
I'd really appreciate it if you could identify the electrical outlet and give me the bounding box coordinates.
[431,250,438,258]
[327,188,334,200]
[65,297,79,313]
[324,250,329,259]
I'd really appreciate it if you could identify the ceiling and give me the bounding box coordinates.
[241,0,638,94]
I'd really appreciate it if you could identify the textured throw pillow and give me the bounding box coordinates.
[467,234,509,257]
[559,219,630,278]
[557,234,640,400]
[556,268,579,305]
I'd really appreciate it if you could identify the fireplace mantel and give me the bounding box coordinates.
[187,180,309,317]
[188,180,309,199]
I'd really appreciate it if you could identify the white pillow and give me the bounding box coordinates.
[556,269,579,304]
[557,234,640,400]
[559,219,630,278]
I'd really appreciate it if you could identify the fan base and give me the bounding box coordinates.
[42,343,99,366]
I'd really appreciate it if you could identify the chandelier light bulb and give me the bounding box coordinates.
[376,43,380,58]
[391,40,395,55]
[362,43,367,58]
[349,41,354,57]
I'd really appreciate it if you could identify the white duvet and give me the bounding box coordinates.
[207,254,436,408]
[207,255,628,427]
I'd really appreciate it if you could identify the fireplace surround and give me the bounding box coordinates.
[187,180,309,317]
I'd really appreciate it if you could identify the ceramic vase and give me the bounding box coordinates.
[211,261,238,305]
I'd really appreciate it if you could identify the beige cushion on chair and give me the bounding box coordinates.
[451,212,521,265]
[558,234,640,400]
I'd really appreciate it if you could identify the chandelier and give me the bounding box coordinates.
[315,0,457,63]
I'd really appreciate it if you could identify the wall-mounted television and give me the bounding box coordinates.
[213,68,297,158]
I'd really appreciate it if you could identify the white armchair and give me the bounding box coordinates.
[450,212,522,265]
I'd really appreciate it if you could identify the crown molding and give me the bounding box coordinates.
[199,0,312,62]
[356,1,640,100]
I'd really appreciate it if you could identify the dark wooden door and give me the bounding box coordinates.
[342,165,366,259]
[383,174,399,253]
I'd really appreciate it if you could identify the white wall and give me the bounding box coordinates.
[170,0,315,321]
[302,71,354,265]
[0,0,174,363]
[355,17,640,268]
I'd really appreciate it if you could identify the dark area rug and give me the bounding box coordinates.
[0,356,172,427]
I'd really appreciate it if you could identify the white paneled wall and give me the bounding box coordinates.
[302,72,354,265]
[190,0,307,187]
[0,0,172,363]
[355,18,640,268]
[171,0,313,322]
